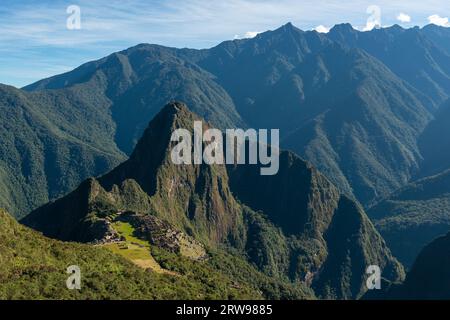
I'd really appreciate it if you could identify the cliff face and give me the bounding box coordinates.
[228,153,404,298]
[23,102,404,299]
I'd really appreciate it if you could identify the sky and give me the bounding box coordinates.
[1,0,449,88]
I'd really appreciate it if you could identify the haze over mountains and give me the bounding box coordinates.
[2,22,450,299]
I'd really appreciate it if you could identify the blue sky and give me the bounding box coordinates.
[1,0,449,87]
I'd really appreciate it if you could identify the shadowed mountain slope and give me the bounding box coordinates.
[393,231,450,299]
[419,99,450,176]
[21,23,436,208]
[369,168,450,267]
[25,45,245,154]
[1,45,244,217]
[367,231,450,300]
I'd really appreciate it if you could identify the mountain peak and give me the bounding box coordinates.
[273,21,302,34]
[330,23,357,33]
[22,100,404,299]
[389,23,404,30]
[381,24,405,34]
[423,23,450,31]
[99,101,203,197]
[283,22,294,28]
[157,101,191,118]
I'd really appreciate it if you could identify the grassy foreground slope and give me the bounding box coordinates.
[1,208,288,300]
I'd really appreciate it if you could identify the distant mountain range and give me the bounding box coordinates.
[2,22,450,300]
[3,23,450,220]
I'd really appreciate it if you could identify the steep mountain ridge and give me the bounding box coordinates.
[25,45,245,154]
[25,104,245,246]
[1,44,247,217]
[279,45,431,203]
[227,150,404,298]
[328,24,450,110]
[23,102,404,299]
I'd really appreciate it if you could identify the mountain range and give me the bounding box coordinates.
[3,23,450,220]
[2,22,450,300]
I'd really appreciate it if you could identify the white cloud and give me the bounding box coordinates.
[234,31,260,39]
[362,21,379,31]
[314,25,329,33]
[428,14,450,27]
[244,31,260,38]
[3,0,450,87]
[362,5,381,31]
[397,13,411,23]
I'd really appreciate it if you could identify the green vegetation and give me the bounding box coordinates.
[150,247,314,300]
[112,221,143,244]
[103,221,164,272]
[0,209,265,300]
[0,84,125,218]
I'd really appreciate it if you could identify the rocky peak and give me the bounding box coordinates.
[23,102,405,299]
